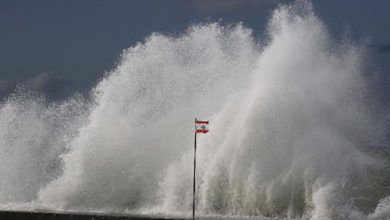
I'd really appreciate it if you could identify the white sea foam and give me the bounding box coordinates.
[0,1,389,219]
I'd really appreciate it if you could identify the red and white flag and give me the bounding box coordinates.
[195,119,209,133]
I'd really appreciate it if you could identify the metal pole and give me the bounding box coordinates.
[193,118,197,220]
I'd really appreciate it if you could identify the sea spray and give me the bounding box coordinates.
[154,2,389,219]
[37,23,258,211]
[0,1,389,219]
[0,89,88,205]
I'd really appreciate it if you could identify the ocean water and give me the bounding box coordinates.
[1,1,390,219]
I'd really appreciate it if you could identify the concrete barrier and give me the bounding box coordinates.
[0,211,185,220]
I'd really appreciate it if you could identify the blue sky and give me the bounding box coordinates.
[0,0,389,100]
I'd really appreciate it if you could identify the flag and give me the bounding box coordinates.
[195,119,209,133]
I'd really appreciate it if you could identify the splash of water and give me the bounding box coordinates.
[0,89,88,205]
[0,1,389,219]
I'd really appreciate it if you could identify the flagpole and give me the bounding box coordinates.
[193,118,197,220]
